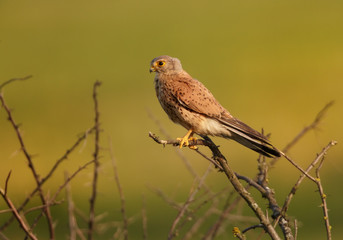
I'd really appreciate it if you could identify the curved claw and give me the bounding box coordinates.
[188,137,198,149]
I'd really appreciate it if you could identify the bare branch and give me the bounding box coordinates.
[0,127,95,231]
[149,132,223,170]
[183,201,218,240]
[150,133,282,240]
[270,101,334,168]
[0,174,37,240]
[315,154,332,240]
[276,141,337,227]
[51,160,96,205]
[0,75,32,90]
[150,101,335,240]
[0,231,10,240]
[23,201,63,216]
[242,223,264,234]
[178,187,231,239]
[202,190,239,240]
[65,171,84,240]
[41,126,96,185]
[235,173,266,195]
[282,101,334,154]
[168,165,212,240]
[148,110,208,187]
[0,82,54,238]
[88,80,102,240]
[294,219,298,240]
[109,136,128,240]
[4,171,12,196]
[211,150,281,240]
[280,152,317,182]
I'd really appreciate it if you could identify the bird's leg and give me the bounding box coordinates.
[177,129,198,149]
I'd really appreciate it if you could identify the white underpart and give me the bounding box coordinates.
[199,118,231,137]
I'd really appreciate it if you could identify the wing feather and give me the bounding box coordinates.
[168,73,280,157]
[171,74,269,143]
[171,75,224,118]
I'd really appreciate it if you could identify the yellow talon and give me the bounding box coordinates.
[176,137,188,148]
[177,129,197,149]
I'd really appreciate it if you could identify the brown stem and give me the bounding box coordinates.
[149,133,282,240]
[1,86,54,239]
[88,80,102,240]
[0,173,37,240]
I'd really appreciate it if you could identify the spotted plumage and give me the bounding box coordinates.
[150,55,280,157]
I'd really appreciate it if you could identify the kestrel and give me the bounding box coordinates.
[150,55,280,158]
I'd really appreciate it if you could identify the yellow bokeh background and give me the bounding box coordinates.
[1,0,342,239]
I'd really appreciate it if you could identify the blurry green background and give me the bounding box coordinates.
[1,0,342,239]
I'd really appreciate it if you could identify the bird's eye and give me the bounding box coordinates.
[158,61,165,66]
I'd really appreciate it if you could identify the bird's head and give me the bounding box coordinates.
[150,55,183,74]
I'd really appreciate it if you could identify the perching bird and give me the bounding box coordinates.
[150,55,280,158]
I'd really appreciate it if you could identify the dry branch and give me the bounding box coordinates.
[204,101,335,239]
[275,140,336,239]
[271,101,334,167]
[65,171,86,240]
[0,76,54,238]
[109,137,128,240]
[315,157,332,240]
[0,127,96,232]
[278,141,337,220]
[88,80,102,240]
[168,165,212,240]
[147,109,210,188]
[0,75,32,90]
[0,173,37,240]
[149,101,335,240]
[149,133,282,240]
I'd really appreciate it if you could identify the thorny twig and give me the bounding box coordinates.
[0,127,96,231]
[0,172,37,240]
[149,101,336,239]
[205,101,335,239]
[315,156,332,240]
[0,76,54,239]
[275,141,337,235]
[88,80,102,240]
[149,133,282,240]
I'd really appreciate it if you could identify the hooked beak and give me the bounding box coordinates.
[149,65,156,73]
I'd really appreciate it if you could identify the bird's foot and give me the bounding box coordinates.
[188,137,198,149]
[177,129,198,149]
[176,136,198,150]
